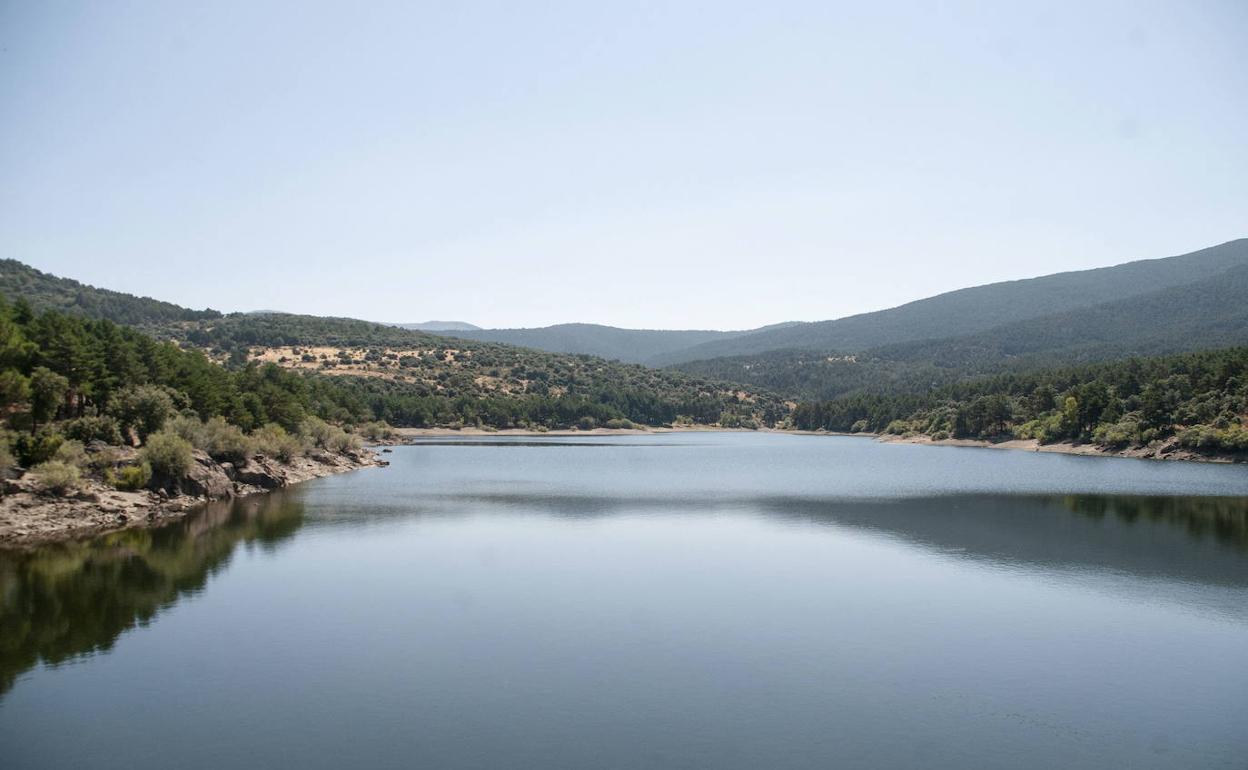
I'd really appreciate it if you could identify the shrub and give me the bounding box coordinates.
[884,420,911,435]
[140,431,194,480]
[325,428,362,453]
[0,442,14,481]
[604,418,635,430]
[165,414,205,445]
[14,429,64,467]
[251,423,304,462]
[31,461,82,495]
[357,421,395,441]
[849,419,870,434]
[87,445,123,472]
[576,416,598,431]
[199,417,250,464]
[298,416,335,448]
[62,415,123,445]
[52,439,88,468]
[109,462,153,491]
[300,416,359,453]
[1092,416,1142,448]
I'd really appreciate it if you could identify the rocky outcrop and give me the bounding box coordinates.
[181,450,236,498]
[0,448,384,548]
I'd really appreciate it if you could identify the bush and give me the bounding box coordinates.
[14,429,64,467]
[357,420,395,441]
[298,416,335,448]
[31,461,82,495]
[140,431,194,480]
[251,423,304,462]
[884,420,911,435]
[87,445,123,472]
[604,418,635,430]
[62,415,123,445]
[0,442,14,481]
[199,417,250,463]
[52,439,88,468]
[850,419,870,434]
[1092,416,1142,448]
[576,416,598,431]
[167,415,250,463]
[325,428,362,453]
[109,462,152,491]
[299,416,360,453]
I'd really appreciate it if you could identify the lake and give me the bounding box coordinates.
[2,432,1247,769]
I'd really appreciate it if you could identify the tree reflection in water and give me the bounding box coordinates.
[0,493,305,695]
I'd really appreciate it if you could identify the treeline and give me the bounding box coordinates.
[0,300,782,464]
[0,259,221,325]
[791,347,1248,453]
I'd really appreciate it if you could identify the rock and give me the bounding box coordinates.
[381,448,393,454]
[234,457,287,490]
[219,462,237,480]
[180,451,234,499]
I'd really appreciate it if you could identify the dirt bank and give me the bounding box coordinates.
[0,448,385,548]
[874,433,1244,464]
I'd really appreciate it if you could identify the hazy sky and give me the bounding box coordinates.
[2,1,1245,329]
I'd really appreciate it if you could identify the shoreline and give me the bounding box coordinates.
[393,425,1244,463]
[873,432,1244,464]
[0,449,384,549]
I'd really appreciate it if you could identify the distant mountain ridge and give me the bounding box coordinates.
[674,241,1248,399]
[393,320,481,331]
[0,259,221,325]
[649,239,1248,365]
[426,323,800,365]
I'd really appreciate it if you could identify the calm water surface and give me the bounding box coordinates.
[2,433,1247,768]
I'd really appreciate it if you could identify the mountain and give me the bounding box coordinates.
[393,320,481,331]
[649,239,1248,366]
[429,324,745,364]
[0,259,221,325]
[676,254,1248,401]
[427,322,802,364]
[0,260,787,429]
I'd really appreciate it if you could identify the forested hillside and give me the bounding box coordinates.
[652,239,1248,365]
[0,260,221,325]
[678,260,1248,402]
[790,347,1248,455]
[0,265,787,436]
[424,323,776,364]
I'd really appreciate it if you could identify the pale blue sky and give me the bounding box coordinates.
[2,1,1245,329]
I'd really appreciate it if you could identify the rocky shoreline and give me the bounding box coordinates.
[0,447,386,548]
[873,433,1245,463]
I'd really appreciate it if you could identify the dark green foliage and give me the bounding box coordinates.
[427,323,750,365]
[792,347,1248,454]
[0,260,220,325]
[655,239,1248,365]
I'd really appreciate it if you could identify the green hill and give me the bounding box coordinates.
[651,239,1248,365]
[0,259,221,325]
[427,323,755,364]
[0,261,786,430]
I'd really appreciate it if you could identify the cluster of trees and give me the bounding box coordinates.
[0,297,786,489]
[791,347,1248,454]
[0,259,221,325]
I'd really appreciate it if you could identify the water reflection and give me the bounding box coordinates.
[2,489,1247,700]
[0,493,305,695]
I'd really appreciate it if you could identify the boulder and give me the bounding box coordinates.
[234,456,287,490]
[180,450,234,499]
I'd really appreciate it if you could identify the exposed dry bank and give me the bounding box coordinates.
[0,446,383,548]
